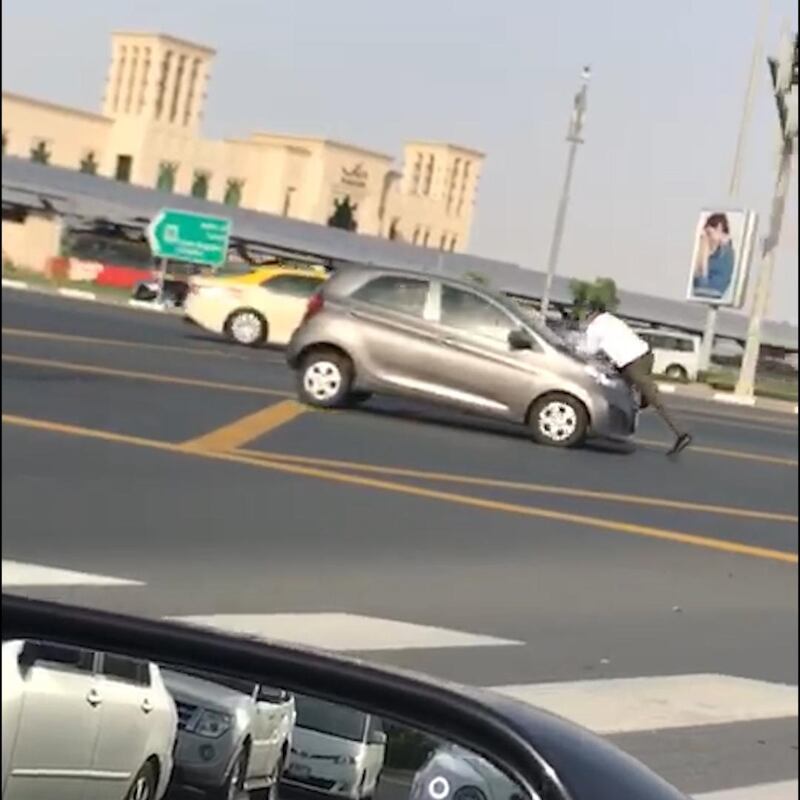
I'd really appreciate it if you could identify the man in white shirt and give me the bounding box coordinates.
[582,302,692,456]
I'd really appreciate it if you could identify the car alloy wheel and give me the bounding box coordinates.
[303,360,343,402]
[228,311,266,346]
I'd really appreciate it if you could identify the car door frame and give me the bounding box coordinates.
[426,280,547,420]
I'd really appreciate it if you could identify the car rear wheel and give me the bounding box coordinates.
[297,350,353,408]
[529,393,588,448]
[665,364,688,381]
[126,760,157,800]
[226,310,268,347]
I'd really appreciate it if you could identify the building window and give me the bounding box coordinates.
[447,158,460,213]
[191,170,210,199]
[457,161,471,215]
[79,151,99,174]
[412,227,421,245]
[449,235,458,252]
[156,161,178,191]
[282,187,296,217]
[422,154,435,196]
[115,154,133,182]
[388,218,400,241]
[410,153,423,194]
[155,51,172,120]
[125,46,139,113]
[224,178,244,207]
[439,233,448,250]
[184,59,200,126]
[113,46,126,112]
[138,49,151,114]
[170,54,187,123]
[422,230,430,247]
[30,139,51,164]
[2,130,8,154]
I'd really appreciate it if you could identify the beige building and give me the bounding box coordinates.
[2,31,483,255]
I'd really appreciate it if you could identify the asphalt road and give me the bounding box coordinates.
[2,289,798,797]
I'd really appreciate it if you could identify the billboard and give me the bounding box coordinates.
[687,209,758,307]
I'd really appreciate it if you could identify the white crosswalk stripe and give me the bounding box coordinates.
[1,559,145,587]
[489,674,798,734]
[165,612,523,651]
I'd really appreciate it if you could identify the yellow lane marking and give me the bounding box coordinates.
[3,414,797,565]
[236,449,798,523]
[1,354,292,398]
[3,351,793,467]
[1,327,285,365]
[636,437,797,467]
[184,401,307,451]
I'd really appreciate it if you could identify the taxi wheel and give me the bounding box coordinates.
[225,309,268,347]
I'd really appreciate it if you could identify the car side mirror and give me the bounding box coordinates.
[18,640,40,670]
[257,685,289,703]
[508,329,533,350]
[369,730,388,746]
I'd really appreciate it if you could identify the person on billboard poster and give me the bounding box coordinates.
[692,212,736,299]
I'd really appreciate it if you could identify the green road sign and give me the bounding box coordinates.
[147,208,231,267]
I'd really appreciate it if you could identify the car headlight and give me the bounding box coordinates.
[334,755,358,765]
[453,786,487,800]
[194,709,232,738]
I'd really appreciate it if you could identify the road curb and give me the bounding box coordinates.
[2,279,180,316]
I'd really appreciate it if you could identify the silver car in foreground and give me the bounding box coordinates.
[287,268,638,447]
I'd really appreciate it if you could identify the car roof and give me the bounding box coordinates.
[333,264,510,302]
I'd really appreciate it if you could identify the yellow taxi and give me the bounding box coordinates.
[184,264,327,346]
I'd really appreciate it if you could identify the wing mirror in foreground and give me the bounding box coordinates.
[2,594,689,800]
[508,329,534,350]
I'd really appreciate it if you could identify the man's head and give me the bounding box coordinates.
[585,299,607,322]
[703,213,731,248]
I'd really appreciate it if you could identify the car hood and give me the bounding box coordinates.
[161,668,252,710]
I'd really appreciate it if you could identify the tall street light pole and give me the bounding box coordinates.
[698,0,771,374]
[540,67,590,318]
[735,27,798,399]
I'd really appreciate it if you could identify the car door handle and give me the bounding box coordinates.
[441,337,458,347]
[141,697,154,714]
[86,689,103,707]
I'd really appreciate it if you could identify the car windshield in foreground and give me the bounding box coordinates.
[294,695,368,741]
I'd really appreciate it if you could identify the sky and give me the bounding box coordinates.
[2,0,798,323]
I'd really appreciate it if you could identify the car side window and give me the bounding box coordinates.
[262,275,323,298]
[353,276,430,317]
[27,642,95,673]
[440,285,516,343]
[100,652,151,686]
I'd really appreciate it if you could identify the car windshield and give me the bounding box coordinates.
[294,696,368,741]
[3,7,797,800]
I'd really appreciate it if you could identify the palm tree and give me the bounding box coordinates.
[328,196,358,232]
[30,140,51,164]
[79,151,98,174]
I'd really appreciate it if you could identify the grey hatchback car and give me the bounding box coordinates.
[286,267,638,447]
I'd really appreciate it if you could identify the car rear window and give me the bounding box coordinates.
[352,276,429,317]
[263,274,324,297]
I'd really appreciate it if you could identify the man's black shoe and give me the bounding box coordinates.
[667,433,692,457]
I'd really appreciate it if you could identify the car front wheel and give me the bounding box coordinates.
[126,761,157,800]
[297,350,353,408]
[529,393,588,448]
